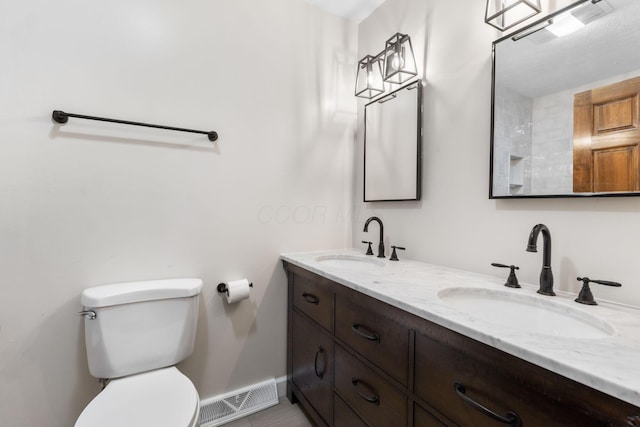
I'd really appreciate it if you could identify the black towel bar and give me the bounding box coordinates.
[52,110,218,142]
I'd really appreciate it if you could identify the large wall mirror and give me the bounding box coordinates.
[364,81,422,202]
[490,0,640,198]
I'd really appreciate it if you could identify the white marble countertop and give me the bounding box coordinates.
[281,248,640,408]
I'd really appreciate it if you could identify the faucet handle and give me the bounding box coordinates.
[590,278,622,287]
[390,246,406,261]
[361,241,374,256]
[491,263,521,288]
[575,277,622,305]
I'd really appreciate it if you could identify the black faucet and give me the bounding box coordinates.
[363,216,385,258]
[526,224,555,296]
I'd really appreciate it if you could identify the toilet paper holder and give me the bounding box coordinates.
[217,282,253,294]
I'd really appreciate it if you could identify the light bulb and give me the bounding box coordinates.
[367,71,374,86]
[391,53,404,70]
[391,44,406,71]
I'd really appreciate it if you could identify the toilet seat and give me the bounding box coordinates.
[75,367,200,427]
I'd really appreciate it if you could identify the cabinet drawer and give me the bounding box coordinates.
[414,333,604,427]
[335,345,407,427]
[292,310,333,425]
[334,393,368,427]
[414,404,447,427]
[293,274,333,331]
[335,295,409,385]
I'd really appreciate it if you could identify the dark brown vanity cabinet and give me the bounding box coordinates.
[334,296,410,387]
[285,261,640,427]
[335,344,407,427]
[289,267,335,426]
[414,334,632,427]
[292,310,334,424]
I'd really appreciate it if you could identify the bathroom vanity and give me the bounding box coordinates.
[282,250,640,426]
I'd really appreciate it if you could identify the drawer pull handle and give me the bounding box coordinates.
[302,292,319,305]
[351,378,380,405]
[454,382,522,426]
[314,346,325,379]
[351,323,381,342]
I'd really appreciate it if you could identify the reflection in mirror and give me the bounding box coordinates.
[364,81,422,202]
[490,0,640,198]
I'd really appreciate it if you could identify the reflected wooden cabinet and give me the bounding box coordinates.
[284,261,640,426]
[574,75,640,193]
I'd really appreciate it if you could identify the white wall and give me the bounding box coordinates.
[353,0,640,308]
[0,0,356,425]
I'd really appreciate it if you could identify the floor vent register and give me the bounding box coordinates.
[199,378,278,426]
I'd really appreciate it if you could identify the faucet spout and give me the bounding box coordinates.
[526,223,555,296]
[363,216,385,258]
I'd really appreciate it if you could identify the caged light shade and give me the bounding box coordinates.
[382,33,417,85]
[485,0,542,31]
[355,54,385,99]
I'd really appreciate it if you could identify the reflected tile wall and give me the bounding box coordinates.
[493,85,533,196]
[531,91,574,194]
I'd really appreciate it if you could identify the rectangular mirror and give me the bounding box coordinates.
[364,81,422,202]
[490,0,640,198]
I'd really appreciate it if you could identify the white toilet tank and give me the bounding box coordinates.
[81,278,203,379]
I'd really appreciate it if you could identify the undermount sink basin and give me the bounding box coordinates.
[315,254,384,271]
[438,287,615,339]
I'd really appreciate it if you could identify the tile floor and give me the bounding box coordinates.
[221,400,313,427]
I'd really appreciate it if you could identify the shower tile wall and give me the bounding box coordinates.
[493,85,533,195]
[531,92,574,194]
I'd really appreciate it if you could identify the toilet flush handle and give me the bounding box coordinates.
[78,310,96,320]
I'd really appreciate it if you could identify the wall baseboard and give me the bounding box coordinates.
[275,375,287,398]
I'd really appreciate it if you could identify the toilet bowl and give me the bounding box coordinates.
[75,367,200,427]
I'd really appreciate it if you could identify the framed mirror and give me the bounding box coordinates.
[490,0,640,198]
[364,81,422,202]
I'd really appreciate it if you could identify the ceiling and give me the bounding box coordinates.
[497,0,640,98]
[303,0,385,23]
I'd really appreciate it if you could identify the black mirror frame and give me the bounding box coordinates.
[364,80,423,202]
[488,0,640,199]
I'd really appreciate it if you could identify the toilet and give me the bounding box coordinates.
[75,278,203,427]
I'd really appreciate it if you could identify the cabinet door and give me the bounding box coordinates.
[292,310,334,425]
[335,345,407,427]
[414,332,604,427]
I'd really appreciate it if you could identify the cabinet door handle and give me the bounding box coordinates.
[351,378,380,405]
[314,346,325,379]
[351,323,381,342]
[454,382,522,426]
[302,292,319,305]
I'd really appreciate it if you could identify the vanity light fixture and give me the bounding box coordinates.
[355,32,417,99]
[355,55,385,99]
[485,0,542,31]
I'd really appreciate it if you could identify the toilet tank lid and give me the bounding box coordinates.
[81,278,203,308]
